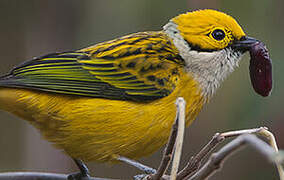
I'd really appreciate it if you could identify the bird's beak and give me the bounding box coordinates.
[232,36,259,52]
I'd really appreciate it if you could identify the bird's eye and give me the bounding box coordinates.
[212,29,226,41]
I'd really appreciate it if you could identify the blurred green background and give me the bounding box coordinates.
[0,0,283,179]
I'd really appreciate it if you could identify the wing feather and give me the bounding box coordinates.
[0,32,183,102]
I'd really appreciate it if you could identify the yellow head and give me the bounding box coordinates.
[172,9,246,50]
[163,9,257,97]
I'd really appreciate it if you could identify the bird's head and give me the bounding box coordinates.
[164,9,259,98]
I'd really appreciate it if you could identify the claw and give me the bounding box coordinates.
[67,172,90,180]
[68,159,91,180]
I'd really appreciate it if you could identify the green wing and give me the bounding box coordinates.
[0,33,183,102]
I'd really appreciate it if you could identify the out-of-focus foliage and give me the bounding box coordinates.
[0,0,283,179]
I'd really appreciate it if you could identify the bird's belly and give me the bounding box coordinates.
[0,76,204,162]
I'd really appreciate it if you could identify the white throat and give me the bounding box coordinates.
[163,21,243,98]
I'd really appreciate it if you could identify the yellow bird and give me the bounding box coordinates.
[0,9,265,177]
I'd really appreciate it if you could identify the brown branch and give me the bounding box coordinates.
[176,133,224,180]
[188,134,277,180]
[177,127,267,180]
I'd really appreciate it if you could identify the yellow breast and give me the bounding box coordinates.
[0,70,204,162]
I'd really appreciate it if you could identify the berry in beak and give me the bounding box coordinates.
[233,36,272,97]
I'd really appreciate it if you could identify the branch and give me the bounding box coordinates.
[0,172,111,180]
[188,134,278,180]
[170,97,186,180]
[117,156,156,175]
[177,127,266,179]
[259,128,284,179]
[151,97,186,180]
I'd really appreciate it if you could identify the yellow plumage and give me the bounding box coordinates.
[173,9,245,50]
[0,72,203,162]
[0,9,248,163]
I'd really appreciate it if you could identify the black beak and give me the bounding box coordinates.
[232,36,260,52]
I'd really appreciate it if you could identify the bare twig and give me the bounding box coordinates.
[176,133,224,180]
[274,150,284,166]
[177,127,266,179]
[117,156,156,175]
[151,98,185,180]
[220,127,268,138]
[170,97,186,180]
[0,172,111,180]
[188,134,278,180]
[257,128,284,180]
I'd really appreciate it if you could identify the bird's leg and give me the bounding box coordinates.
[117,156,157,174]
[67,159,91,180]
[74,159,90,177]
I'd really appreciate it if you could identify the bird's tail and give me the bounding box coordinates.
[0,72,13,87]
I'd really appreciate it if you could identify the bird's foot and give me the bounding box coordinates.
[68,159,91,180]
[133,174,149,180]
[67,172,91,180]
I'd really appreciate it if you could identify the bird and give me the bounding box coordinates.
[0,9,264,177]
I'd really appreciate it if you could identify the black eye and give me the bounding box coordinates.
[212,29,226,41]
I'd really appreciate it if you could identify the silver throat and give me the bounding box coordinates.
[163,21,243,98]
